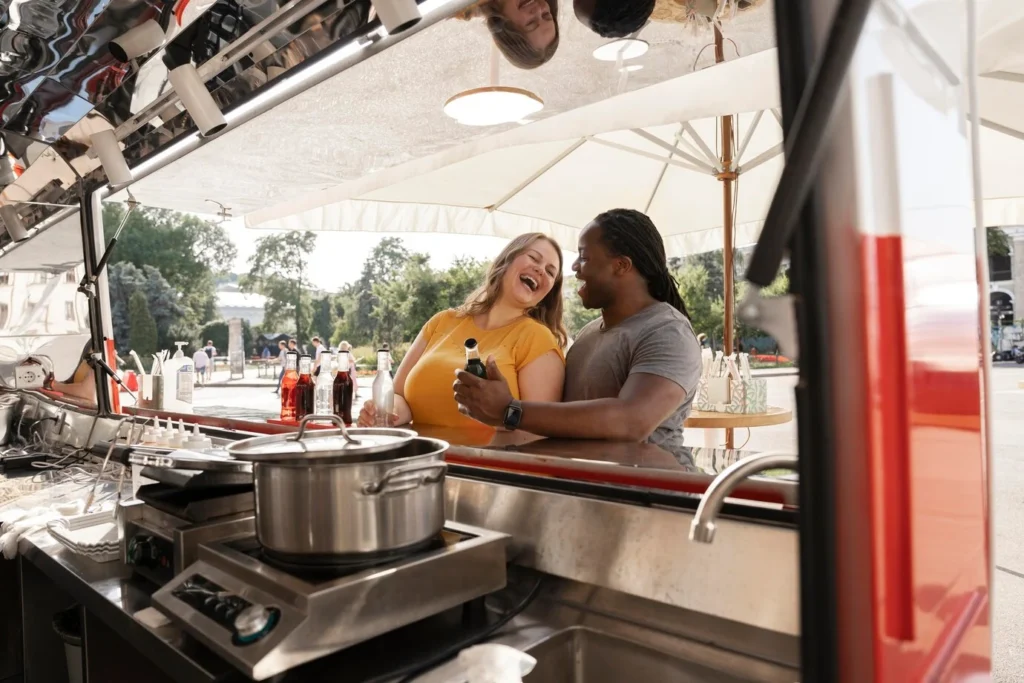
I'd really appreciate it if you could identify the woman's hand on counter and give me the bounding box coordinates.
[357,400,401,428]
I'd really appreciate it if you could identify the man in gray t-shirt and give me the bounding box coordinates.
[564,302,701,452]
[455,208,702,454]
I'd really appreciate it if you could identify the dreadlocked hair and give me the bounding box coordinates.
[588,0,656,38]
[593,208,690,319]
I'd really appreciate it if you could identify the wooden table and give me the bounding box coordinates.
[684,406,794,449]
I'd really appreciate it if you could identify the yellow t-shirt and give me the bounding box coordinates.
[403,310,564,428]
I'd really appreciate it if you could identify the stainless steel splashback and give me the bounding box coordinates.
[445,476,801,638]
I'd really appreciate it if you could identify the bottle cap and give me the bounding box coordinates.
[465,338,478,349]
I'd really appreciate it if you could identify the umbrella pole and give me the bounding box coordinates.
[715,26,737,449]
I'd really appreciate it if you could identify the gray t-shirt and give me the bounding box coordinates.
[563,302,702,453]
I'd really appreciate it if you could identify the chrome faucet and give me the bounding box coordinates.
[689,452,798,543]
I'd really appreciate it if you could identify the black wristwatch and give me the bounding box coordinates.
[502,400,523,431]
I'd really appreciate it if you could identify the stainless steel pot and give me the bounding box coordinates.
[227,416,448,558]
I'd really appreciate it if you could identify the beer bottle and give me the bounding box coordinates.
[464,339,488,379]
[294,354,315,420]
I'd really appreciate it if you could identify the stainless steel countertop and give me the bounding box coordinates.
[12,529,556,683]
[19,530,242,683]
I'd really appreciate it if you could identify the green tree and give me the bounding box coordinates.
[108,262,187,353]
[240,231,318,342]
[676,263,720,342]
[127,290,158,359]
[102,205,237,337]
[988,226,1011,258]
[349,238,411,343]
[372,277,413,345]
[438,257,487,310]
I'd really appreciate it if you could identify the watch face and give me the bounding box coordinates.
[504,403,522,429]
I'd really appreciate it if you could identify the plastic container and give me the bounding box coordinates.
[161,343,194,413]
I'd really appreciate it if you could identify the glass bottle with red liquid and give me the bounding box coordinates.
[294,354,315,421]
[333,352,354,425]
[279,351,299,421]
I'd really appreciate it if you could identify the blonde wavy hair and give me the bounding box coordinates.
[456,0,560,70]
[457,233,568,348]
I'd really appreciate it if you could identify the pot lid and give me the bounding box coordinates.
[226,416,418,463]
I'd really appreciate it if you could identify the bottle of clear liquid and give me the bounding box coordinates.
[372,344,394,427]
[314,352,335,415]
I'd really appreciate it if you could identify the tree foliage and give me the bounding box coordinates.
[345,238,411,344]
[102,204,237,348]
[108,262,187,354]
[330,245,487,347]
[989,226,1011,258]
[127,290,158,359]
[240,231,318,342]
[675,248,789,350]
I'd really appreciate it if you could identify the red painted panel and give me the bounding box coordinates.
[860,235,990,681]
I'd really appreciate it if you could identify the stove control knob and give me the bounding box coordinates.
[233,605,276,643]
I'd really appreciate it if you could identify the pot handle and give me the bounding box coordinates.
[362,462,448,496]
[290,415,361,445]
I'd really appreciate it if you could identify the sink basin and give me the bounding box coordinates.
[524,627,756,683]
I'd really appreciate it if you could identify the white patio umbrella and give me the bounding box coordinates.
[249,46,786,388]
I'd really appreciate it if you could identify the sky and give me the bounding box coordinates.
[221,218,580,292]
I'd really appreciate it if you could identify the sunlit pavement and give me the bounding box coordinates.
[183,368,1024,677]
[991,364,1024,681]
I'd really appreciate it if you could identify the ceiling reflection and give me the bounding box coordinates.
[0,0,778,245]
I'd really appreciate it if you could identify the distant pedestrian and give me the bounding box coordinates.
[274,340,288,394]
[192,349,209,386]
[203,340,216,381]
[311,336,324,376]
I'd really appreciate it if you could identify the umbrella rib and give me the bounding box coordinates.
[680,122,723,171]
[630,129,716,173]
[737,143,784,174]
[980,118,1024,142]
[876,0,958,86]
[585,137,707,174]
[735,110,765,164]
[488,138,587,211]
[771,109,784,128]
[644,125,685,213]
[981,71,1024,84]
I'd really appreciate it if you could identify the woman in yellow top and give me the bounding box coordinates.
[358,233,566,429]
